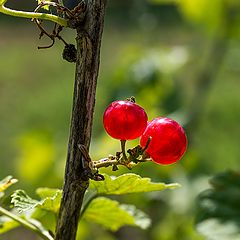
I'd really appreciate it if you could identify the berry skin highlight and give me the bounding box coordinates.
[103,100,148,140]
[140,117,187,165]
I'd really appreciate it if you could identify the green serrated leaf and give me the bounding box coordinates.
[83,197,151,231]
[11,190,39,213]
[89,173,180,195]
[0,176,18,193]
[37,190,62,213]
[36,187,62,199]
[11,189,62,214]
[0,216,19,234]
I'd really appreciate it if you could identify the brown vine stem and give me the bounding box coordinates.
[54,1,107,240]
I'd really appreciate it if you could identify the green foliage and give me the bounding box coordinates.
[35,189,62,213]
[11,190,39,213]
[0,174,179,236]
[89,173,180,195]
[36,187,61,199]
[11,189,62,214]
[195,170,240,240]
[83,197,151,231]
[83,173,179,231]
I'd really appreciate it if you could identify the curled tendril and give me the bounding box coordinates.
[33,1,70,49]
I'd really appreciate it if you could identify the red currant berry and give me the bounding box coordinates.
[140,117,187,165]
[103,100,148,140]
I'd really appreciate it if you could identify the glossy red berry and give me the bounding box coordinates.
[103,100,148,140]
[140,117,187,165]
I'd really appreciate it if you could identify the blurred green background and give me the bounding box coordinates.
[0,0,240,239]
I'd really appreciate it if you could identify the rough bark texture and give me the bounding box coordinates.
[55,1,107,239]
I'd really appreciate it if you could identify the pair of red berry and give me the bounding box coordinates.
[103,100,187,165]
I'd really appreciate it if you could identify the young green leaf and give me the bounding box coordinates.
[11,190,39,213]
[83,197,151,231]
[11,189,62,214]
[89,173,180,195]
[36,187,62,199]
[37,190,62,213]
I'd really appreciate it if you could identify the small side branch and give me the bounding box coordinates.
[0,206,54,240]
[0,2,67,26]
[77,140,152,175]
[92,157,152,170]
